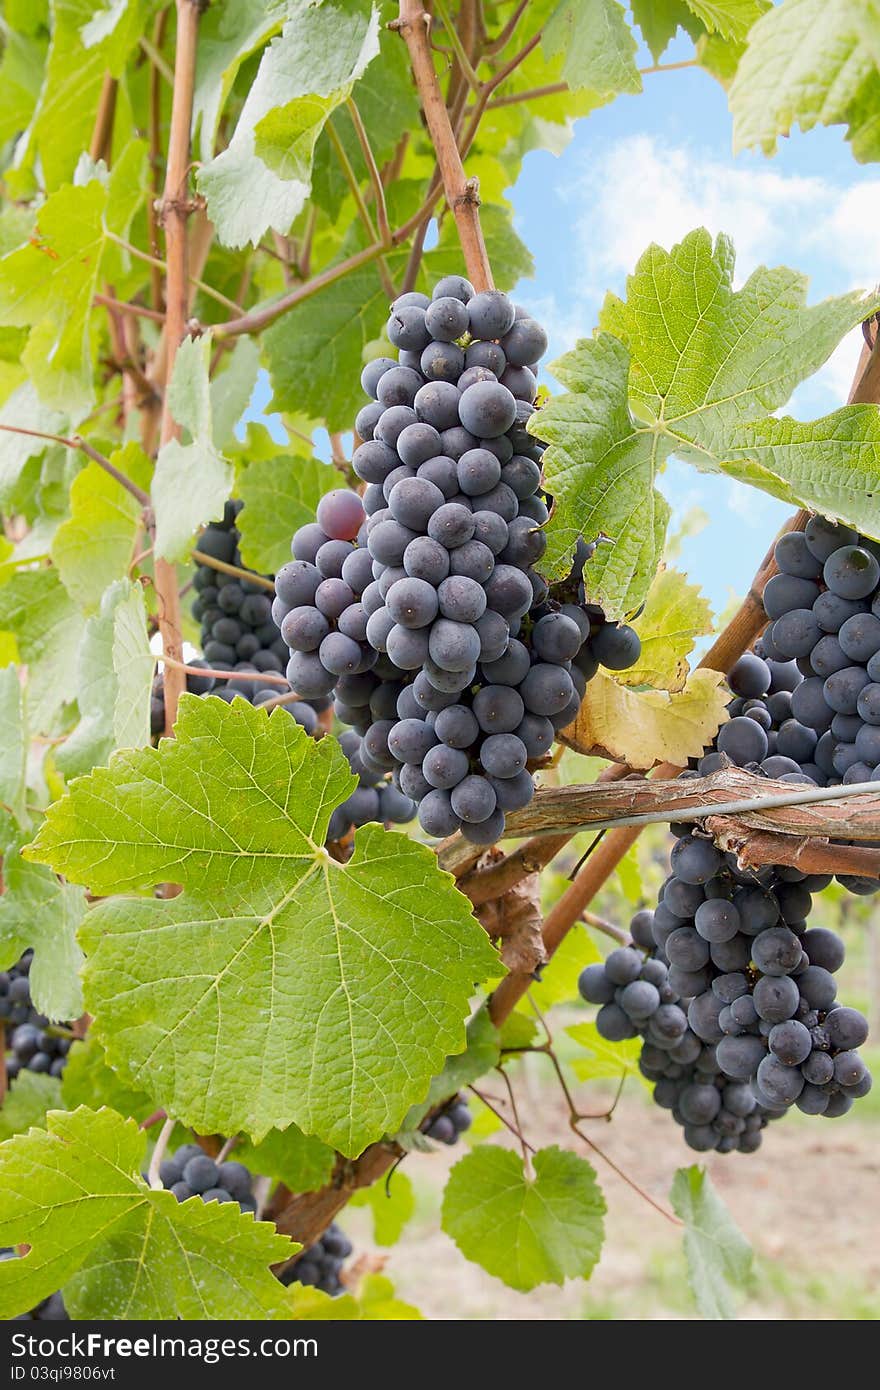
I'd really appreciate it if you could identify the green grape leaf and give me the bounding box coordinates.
[152,335,233,561]
[564,666,730,768]
[51,445,150,611]
[535,229,880,615]
[0,384,66,508]
[237,453,339,574]
[0,147,146,420]
[291,1273,422,1320]
[730,0,880,159]
[532,332,671,617]
[567,1021,650,1090]
[0,665,28,827]
[61,1036,161,1124]
[623,566,713,692]
[26,697,498,1154]
[543,0,641,95]
[0,1074,65,1142]
[350,1170,415,1246]
[0,1106,296,1320]
[265,248,409,430]
[235,1126,336,1195]
[198,1,380,249]
[56,579,154,779]
[631,0,705,60]
[0,844,84,1021]
[24,0,149,190]
[0,569,84,732]
[685,0,769,42]
[442,1145,606,1292]
[671,1165,753,1319]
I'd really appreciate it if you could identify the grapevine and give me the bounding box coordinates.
[0,0,878,1329]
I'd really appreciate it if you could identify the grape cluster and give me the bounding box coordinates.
[327,728,415,841]
[1,952,71,1081]
[158,1144,258,1213]
[277,1224,353,1296]
[753,516,880,793]
[190,501,329,736]
[422,1092,472,1145]
[277,282,641,844]
[578,647,874,1153]
[1,1254,67,1320]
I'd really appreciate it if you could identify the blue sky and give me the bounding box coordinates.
[249,24,880,623]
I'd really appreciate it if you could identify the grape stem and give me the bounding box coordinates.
[190,549,275,592]
[153,0,204,735]
[147,1117,176,1190]
[159,655,292,688]
[394,1,494,292]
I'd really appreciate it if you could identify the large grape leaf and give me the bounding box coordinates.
[51,445,150,611]
[0,569,85,731]
[623,566,713,692]
[198,1,380,249]
[237,454,339,575]
[0,665,28,827]
[533,230,880,617]
[26,697,498,1154]
[0,145,146,419]
[543,0,641,95]
[441,1145,606,1292]
[56,579,154,778]
[671,1165,753,1319]
[0,1073,65,1142]
[0,844,85,1021]
[730,0,880,161]
[562,667,730,768]
[152,335,234,561]
[0,1107,296,1320]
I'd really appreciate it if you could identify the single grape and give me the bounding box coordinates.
[437,574,487,623]
[823,544,880,599]
[450,775,497,823]
[479,732,527,778]
[467,289,516,339]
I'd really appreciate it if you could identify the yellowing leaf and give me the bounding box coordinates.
[623,566,713,692]
[563,667,729,769]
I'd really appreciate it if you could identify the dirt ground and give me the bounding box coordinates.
[339,1070,880,1320]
